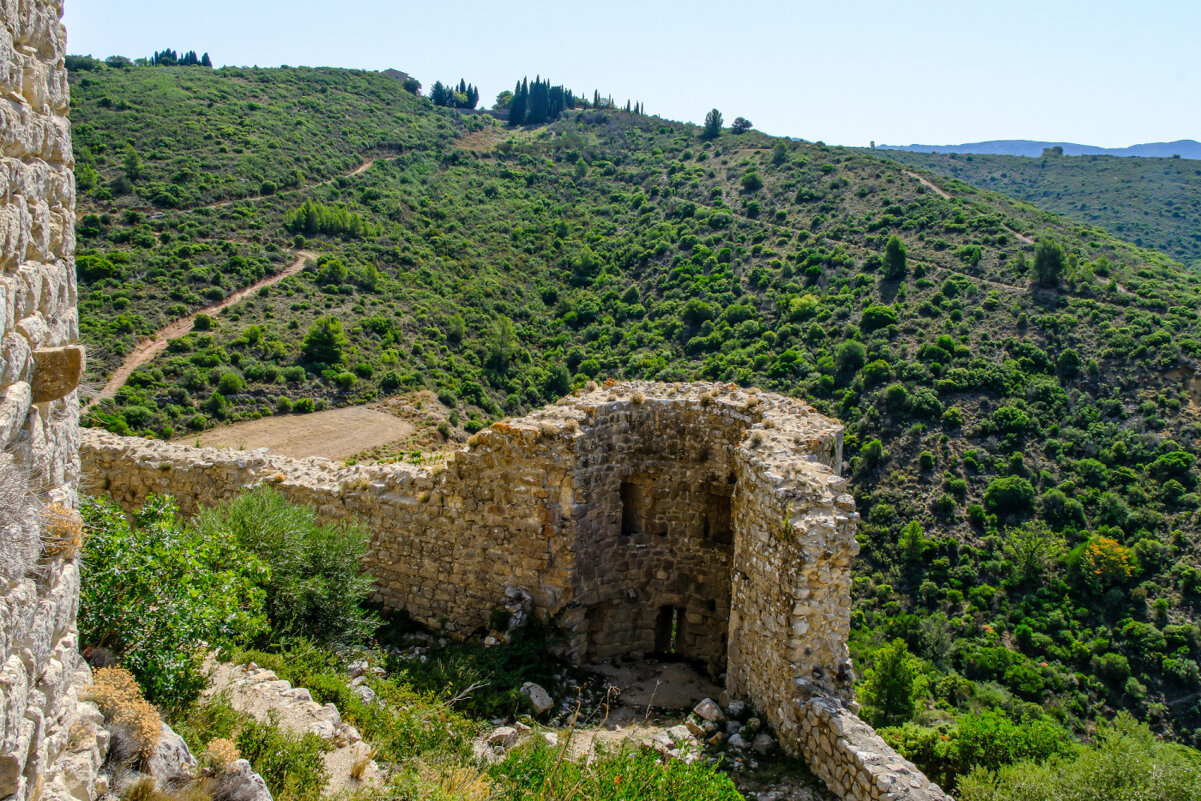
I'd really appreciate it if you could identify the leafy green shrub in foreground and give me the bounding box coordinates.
[881,709,1071,792]
[236,711,329,801]
[226,640,478,763]
[79,495,268,708]
[488,739,741,800]
[957,713,1201,801]
[189,486,377,646]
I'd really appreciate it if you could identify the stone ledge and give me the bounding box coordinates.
[799,696,950,801]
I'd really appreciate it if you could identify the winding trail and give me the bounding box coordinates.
[903,169,1035,245]
[76,156,391,221]
[903,169,950,200]
[183,159,384,212]
[86,249,317,410]
[186,157,386,213]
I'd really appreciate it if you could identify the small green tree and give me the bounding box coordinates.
[486,316,518,373]
[984,476,1036,518]
[883,235,907,279]
[860,639,924,726]
[701,108,723,140]
[123,144,142,182]
[1002,521,1066,582]
[301,316,348,366]
[1033,238,1065,287]
[730,116,753,134]
[835,340,867,372]
[899,521,927,561]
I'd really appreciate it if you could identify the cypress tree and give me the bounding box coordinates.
[509,80,526,125]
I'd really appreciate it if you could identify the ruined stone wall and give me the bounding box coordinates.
[569,400,746,675]
[0,2,104,799]
[82,413,578,637]
[80,381,948,801]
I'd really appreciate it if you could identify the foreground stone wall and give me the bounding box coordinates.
[0,1,103,799]
[82,381,949,799]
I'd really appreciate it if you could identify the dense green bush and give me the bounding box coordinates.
[189,486,377,646]
[236,712,329,801]
[957,714,1201,801]
[859,639,924,727]
[882,710,1071,791]
[488,740,742,800]
[79,495,268,707]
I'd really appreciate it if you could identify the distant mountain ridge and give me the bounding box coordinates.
[877,139,1201,159]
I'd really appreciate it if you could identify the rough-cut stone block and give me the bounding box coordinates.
[30,344,80,401]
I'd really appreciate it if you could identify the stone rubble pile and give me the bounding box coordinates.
[206,661,380,793]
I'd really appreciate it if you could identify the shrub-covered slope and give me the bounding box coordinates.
[72,62,1201,754]
[871,148,1201,266]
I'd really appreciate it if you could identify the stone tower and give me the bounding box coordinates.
[1,1,102,798]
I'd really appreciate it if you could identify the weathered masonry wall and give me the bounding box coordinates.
[82,381,949,799]
[1,1,104,799]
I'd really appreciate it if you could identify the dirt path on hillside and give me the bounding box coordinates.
[86,250,317,410]
[76,156,392,221]
[903,169,950,199]
[174,405,415,460]
[902,169,1035,244]
[189,157,387,212]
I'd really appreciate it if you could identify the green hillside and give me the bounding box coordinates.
[71,60,1201,789]
[871,148,1201,266]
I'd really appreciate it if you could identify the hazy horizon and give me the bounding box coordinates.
[64,0,1201,148]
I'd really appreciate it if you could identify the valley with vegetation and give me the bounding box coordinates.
[66,53,1201,800]
[871,147,1201,267]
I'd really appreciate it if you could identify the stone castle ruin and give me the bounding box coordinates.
[83,383,949,800]
[0,2,947,798]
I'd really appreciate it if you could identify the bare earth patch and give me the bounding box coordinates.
[175,405,414,460]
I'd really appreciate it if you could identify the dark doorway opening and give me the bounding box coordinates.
[653,605,685,656]
[702,490,733,546]
[620,481,640,536]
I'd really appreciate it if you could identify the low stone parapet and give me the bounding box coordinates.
[799,696,950,801]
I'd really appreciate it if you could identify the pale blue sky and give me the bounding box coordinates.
[64,0,1199,148]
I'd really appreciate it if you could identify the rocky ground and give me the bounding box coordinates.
[466,657,835,801]
[203,658,381,794]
